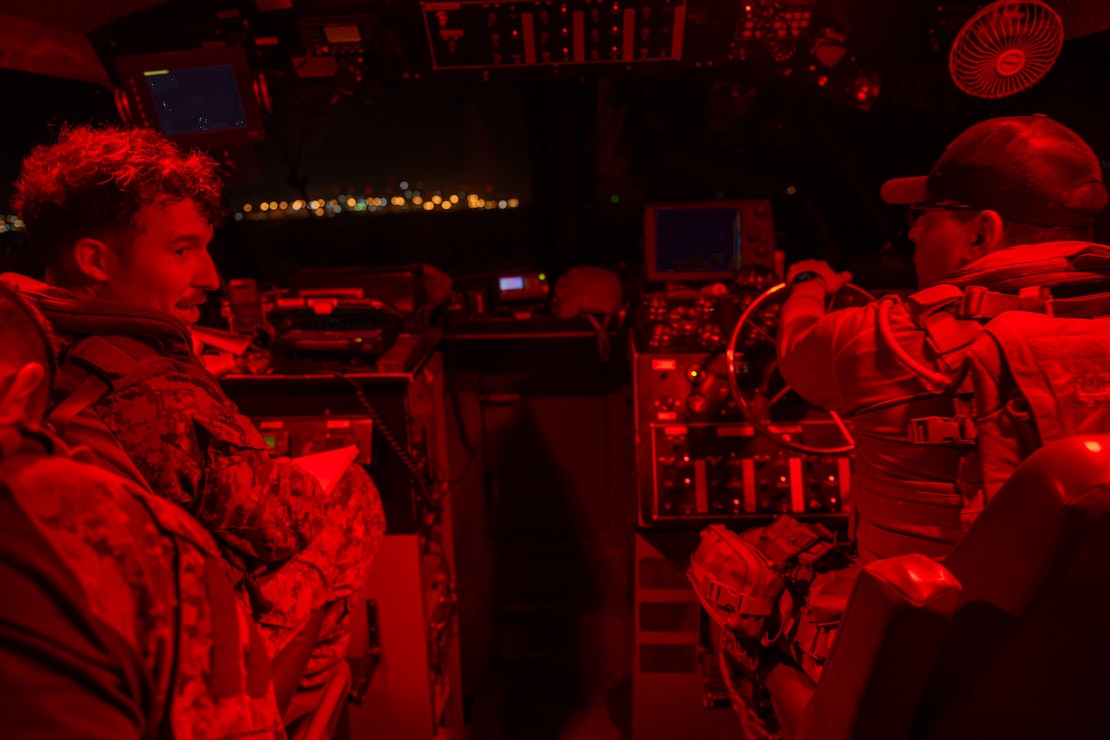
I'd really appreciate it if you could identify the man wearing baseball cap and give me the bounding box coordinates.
[778,115,1109,563]
[691,115,1110,736]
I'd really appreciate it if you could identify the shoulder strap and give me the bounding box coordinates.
[874,297,963,397]
[66,335,180,386]
[48,336,179,432]
[46,336,182,491]
[1044,290,1110,318]
[906,283,965,315]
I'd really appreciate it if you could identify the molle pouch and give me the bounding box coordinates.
[741,515,836,568]
[787,564,863,682]
[687,524,787,640]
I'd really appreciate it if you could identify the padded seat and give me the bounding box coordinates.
[769,435,1110,739]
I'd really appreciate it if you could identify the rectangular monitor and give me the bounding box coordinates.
[116,46,265,149]
[643,200,776,283]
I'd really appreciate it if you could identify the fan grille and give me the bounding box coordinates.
[949,0,1064,99]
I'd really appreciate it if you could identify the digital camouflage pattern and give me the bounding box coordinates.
[252,463,385,682]
[16,276,385,682]
[0,421,285,739]
[71,353,385,681]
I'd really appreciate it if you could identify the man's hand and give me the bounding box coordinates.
[785,260,853,298]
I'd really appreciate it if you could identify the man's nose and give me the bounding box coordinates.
[907,220,922,244]
[195,250,220,291]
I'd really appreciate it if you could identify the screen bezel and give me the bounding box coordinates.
[116,46,265,149]
[644,200,748,284]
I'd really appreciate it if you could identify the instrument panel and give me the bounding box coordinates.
[632,287,853,526]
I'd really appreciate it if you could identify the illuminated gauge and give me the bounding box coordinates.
[667,305,700,335]
[647,297,668,322]
[698,323,722,345]
[650,324,674,347]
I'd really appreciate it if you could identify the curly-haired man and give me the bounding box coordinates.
[4,124,386,692]
[0,283,285,738]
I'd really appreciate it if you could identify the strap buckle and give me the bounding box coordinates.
[908,415,978,445]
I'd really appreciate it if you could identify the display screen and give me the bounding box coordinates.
[652,207,742,276]
[144,64,248,136]
[499,276,525,291]
[324,24,362,43]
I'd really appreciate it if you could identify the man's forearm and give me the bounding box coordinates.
[778,280,828,359]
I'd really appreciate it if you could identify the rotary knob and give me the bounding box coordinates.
[686,392,709,414]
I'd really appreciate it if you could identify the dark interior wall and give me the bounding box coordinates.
[3,6,1110,289]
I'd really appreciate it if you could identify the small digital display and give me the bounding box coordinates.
[653,208,742,275]
[262,434,277,449]
[499,276,525,291]
[144,64,248,136]
[324,24,362,44]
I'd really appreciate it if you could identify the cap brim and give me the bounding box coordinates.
[880,176,931,205]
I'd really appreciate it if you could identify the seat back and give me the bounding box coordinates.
[787,554,961,740]
[778,435,1110,739]
[912,434,1110,739]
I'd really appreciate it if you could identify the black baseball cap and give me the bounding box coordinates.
[881,115,1108,228]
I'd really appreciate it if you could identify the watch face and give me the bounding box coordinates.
[792,270,821,284]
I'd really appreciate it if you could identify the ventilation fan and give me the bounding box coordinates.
[949,0,1064,99]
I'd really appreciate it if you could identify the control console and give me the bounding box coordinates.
[633,347,852,526]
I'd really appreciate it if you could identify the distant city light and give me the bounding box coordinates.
[231,182,522,220]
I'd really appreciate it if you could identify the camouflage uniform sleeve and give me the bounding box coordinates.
[101,369,327,563]
[0,492,147,740]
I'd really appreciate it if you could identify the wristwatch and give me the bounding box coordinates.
[790,270,824,286]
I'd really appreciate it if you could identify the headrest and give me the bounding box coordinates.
[944,435,1110,613]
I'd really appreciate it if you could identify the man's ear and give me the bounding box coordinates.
[0,363,45,422]
[967,210,1006,258]
[71,238,114,283]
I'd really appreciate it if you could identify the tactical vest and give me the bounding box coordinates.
[0,423,274,737]
[8,282,196,478]
[878,279,1110,528]
[13,284,277,617]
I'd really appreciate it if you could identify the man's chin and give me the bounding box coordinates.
[174,306,201,324]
